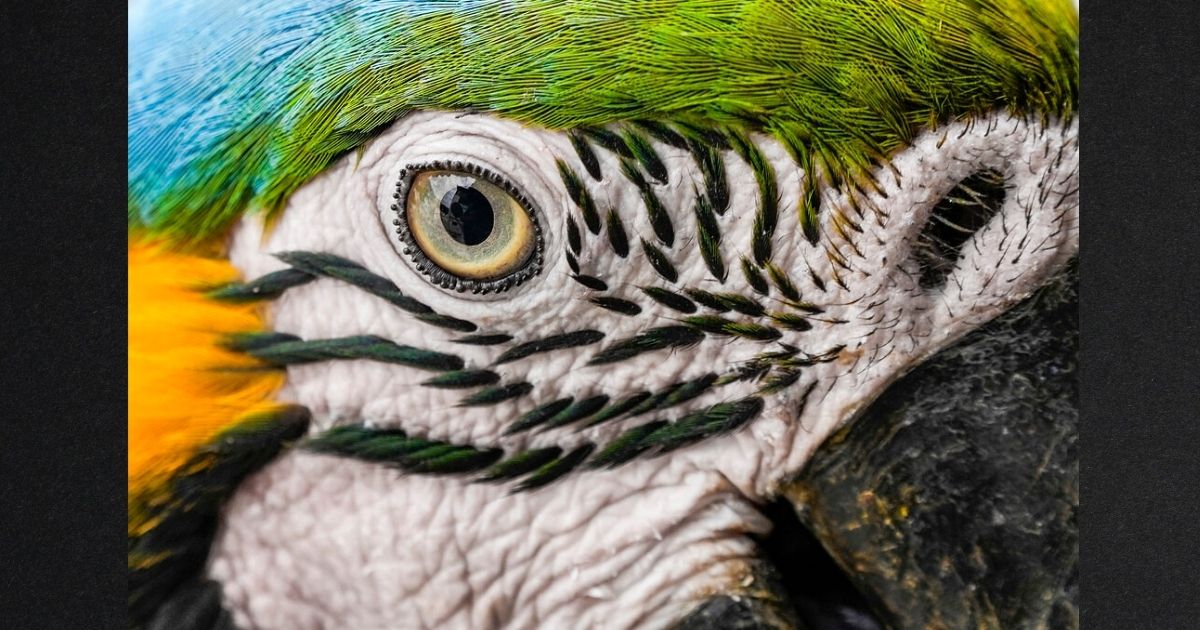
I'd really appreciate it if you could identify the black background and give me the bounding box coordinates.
[0,1,1196,627]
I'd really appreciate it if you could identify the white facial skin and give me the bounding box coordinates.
[212,111,1078,629]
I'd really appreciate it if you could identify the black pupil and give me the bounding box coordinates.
[439,185,494,246]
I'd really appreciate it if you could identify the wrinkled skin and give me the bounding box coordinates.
[208,110,1078,628]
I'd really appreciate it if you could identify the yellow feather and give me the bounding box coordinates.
[128,236,284,536]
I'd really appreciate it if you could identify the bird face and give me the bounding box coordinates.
[204,109,1077,627]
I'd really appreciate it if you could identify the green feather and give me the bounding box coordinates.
[133,0,1078,241]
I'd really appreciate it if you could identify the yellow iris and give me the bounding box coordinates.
[406,171,537,281]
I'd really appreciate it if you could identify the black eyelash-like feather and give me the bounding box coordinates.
[683,289,730,313]
[711,292,765,317]
[557,159,601,234]
[641,239,678,283]
[226,333,464,371]
[421,370,502,389]
[728,133,778,265]
[580,391,653,428]
[758,368,803,395]
[275,251,433,315]
[493,330,606,365]
[457,382,534,406]
[606,209,630,258]
[683,316,782,341]
[572,274,609,291]
[788,141,823,245]
[640,286,696,313]
[695,193,726,283]
[589,296,642,316]
[566,216,582,255]
[412,313,478,332]
[579,126,634,158]
[586,421,667,469]
[208,268,315,302]
[620,159,674,247]
[689,141,730,215]
[451,333,514,346]
[765,262,801,301]
[646,397,764,453]
[412,447,505,474]
[568,131,603,181]
[587,326,705,365]
[768,312,814,331]
[741,257,769,295]
[662,373,719,407]
[631,120,690,149]
[625,383,683,417]
[676,122,730,150]
[505,398,574,435]
[477,447,563,482]
[623,130,668,184]
[513,443,595,492]
[539,395,611,431]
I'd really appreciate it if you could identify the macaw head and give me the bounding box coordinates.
[129,1,1077,627]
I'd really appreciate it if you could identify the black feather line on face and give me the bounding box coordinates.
[605,209,630,258]
[640,286,697,313]
[765,262,801,301]
[457,381,534,406]
[768,312,814,331]
[631,120,690,149]
[267,251,479,332]
[579,391,653,429]
[619,158,674,247]
[557,159,601,234]
[578,126,634,159]
[641,239,678,283]
[587,325,704,366]
[648,397,765,453]
[538,395,611,431]
[513,443,596,492]
[676,121,730,150]
[225,333,465,372]
[478,447,564,482]
[625,383,685,417]
[694,192,727,283]
[688,140,730,215]
[711,292,765,317]
[728,133,779,266]
[568,131,603,181]
[587,421,667,469]
[741,258,770,295]
[623,130,669,184]
[422,369,502,389]
[208,267,315,302]
[589,295,642,316]
[684,288,731,313]
[493,330,606,366]
[566,216,582,255]
[505,397,575,435]
[452,333,514,346]
[572,273,609,291]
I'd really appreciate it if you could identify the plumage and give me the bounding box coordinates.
[129,0,1077,243]
[127,1,1079,625]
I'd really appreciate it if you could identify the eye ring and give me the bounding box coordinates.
[391,160,544,294]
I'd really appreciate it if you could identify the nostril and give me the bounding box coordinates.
[914,169,1008,290]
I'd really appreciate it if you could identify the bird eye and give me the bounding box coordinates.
[393,162,543,293]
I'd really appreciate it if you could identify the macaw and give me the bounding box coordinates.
[128,1,1078,628]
